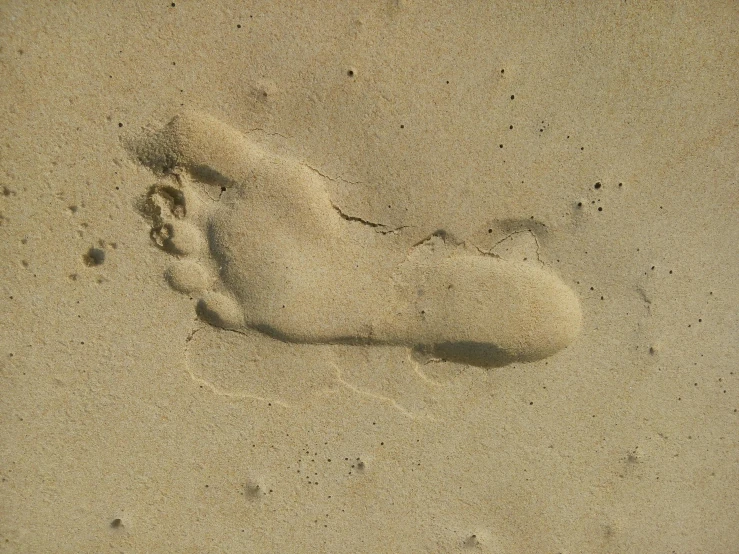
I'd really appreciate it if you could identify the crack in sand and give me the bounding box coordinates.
[406,352,445,386]
[475,229,544,265]
[330,201,387,228]
[304,164,410,235]
[331,362,437,421]
[183,327,293,408]
[246,127,293,140]
[303,163,362,186]
[329,201,410,235]
[412,230,449,248]
[183,328,437,419]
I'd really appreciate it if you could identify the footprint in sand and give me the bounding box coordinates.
[129,111,581,369]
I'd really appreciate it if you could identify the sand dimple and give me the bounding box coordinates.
[131,110,581,367]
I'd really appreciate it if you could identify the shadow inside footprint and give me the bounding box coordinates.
[414,342,518,369]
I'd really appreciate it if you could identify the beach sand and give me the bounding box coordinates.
[1,2,737,552]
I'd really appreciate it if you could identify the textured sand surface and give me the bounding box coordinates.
[132,110,582,365]
[1,2,738,552]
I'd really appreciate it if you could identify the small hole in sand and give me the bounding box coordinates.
[83,247,105,266]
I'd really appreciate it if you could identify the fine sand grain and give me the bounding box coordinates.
[1,2,737,552]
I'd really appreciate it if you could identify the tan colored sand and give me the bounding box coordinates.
[1,2,737,552]
[132,110,582,364]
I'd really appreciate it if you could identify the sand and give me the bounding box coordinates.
[1,2,737,552]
